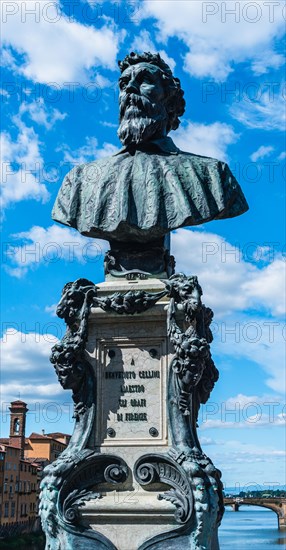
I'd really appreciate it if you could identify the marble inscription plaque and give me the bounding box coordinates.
[96,339,167,446]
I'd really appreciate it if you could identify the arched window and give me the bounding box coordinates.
[13,418,20,434]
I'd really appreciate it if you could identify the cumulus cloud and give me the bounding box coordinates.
[0,329,67,406]
[172,121,239,161]
[172,229,285,317]
[202,415,285,430]
[251,50,285,75]
[59,136,119,165]
[1,119,50,210]
[140,1,285,81]
[1,0,122,85]
[214,312,285,394]
[172,229,285,394]
[1,330,58,373]
[4,224,107,277]
[131,30,176,72]
[230,87,286,131]
[0,95,68,210]
[200,392,285,430]
[250,145,274,162]
[19,98,67,130]
[45,304,57,317]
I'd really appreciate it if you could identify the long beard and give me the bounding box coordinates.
[117,93,168,146]
[118,116,164,146]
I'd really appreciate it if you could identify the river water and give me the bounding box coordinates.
[219,506,286,549]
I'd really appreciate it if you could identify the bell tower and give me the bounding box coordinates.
[9,400,28,457]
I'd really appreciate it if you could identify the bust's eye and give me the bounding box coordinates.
[119,79,127,90]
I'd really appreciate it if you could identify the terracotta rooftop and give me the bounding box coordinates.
[0,439,21,450]
[28,432,53,440]
[28,432,69,443]
[47,432,71,438]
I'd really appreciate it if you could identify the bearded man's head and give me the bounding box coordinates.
[117,52,185,146]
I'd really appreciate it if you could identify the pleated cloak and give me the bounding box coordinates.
[52,137,248,243]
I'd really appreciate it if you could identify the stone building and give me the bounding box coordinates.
[0,400,70,537]
[0,401,39,536]
[25,431,70,462]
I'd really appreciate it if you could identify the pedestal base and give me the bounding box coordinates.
[40,276,223,550]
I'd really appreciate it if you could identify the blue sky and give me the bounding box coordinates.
[1,0,285,489]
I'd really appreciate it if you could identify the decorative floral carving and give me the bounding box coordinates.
[40,451,128,549]
[50,278,98,419]
[134,454,193,524]
[95,289,168,315]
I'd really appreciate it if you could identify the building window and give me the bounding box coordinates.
[11,502,15,518]
[4,502,9,518]
[4,483,8,493]
[10,475,13,482]
[13,418,20,434]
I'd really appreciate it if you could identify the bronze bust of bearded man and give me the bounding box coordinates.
[52,52,248,278]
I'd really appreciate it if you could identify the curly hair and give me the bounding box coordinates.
[118,52,186,132]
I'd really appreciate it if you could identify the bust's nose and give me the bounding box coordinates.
[126,77,139,94]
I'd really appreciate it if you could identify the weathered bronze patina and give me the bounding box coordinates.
[52,52,248,277]
[41,53,249,550]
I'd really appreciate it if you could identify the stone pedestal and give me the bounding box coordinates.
[82,280,177,549]
[39,276,224,550]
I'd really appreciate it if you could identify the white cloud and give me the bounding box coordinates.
[2,382,63,398]
[1,330,58,372]
[5,224,107,277]
[0,119,50,210]
[230,87,286,131]
[0,88,10,97]
[223,393,282,409]
[131,30,176,72]
[242,259,286,316]
[215,313,285,395]
[200,393,284,430]
[172,121,239,161]
[278,152,286,161]
[140,1,285,81]
[1,0,122,85]
[200,436,222,446]
[202,414,285,430]
[100,121,118,129]
[172,229,285,394]
[19,98,67,130]
[210,439,286,485]
[172,229,286,317]
[45,304,57,317]
[60,136,119,165]
[250,145,274,162]
[1,97,65,211]
[0,330,64,404]
[251,50,285,75]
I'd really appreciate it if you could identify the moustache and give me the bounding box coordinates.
[119,93,156,119]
